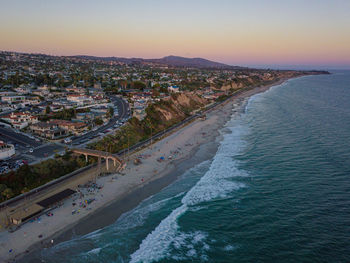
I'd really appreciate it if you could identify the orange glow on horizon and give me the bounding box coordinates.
[1,0,349,68]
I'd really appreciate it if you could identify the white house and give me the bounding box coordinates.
[1,112,39,129]
[167,86,180,93]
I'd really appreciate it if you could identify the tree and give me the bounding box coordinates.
[94,117,103,125]
[107,107,114,118]
[2,188,14,199]
[133,81,146,90]
[45,105,51,114]
[152,89,160,97]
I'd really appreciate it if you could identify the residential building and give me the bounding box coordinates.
[168,86,180,93]
[1,112,39,129]
[1,95,25,104]
[49,119,88,135]
[30,122,66,139]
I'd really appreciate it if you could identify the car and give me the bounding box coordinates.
[63,138,72,144]
[29,148,34,153]
[35,138,40,142]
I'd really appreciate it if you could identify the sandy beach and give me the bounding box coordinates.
[0,79,288,262]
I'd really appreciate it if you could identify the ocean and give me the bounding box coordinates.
[35,71,350,262]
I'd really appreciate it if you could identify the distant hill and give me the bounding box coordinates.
[145,55,241,69]
[72,55,244,69]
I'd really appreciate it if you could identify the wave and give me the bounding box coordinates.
[130,115,249,263]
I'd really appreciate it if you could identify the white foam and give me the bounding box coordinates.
[87,247,101,255]
[114,191,185,231]
[129,205,187,263]
[223,244,236,251]
[130,115,249,262]
[186,249,197,257]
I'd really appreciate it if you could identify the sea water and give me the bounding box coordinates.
[36,71,350,262]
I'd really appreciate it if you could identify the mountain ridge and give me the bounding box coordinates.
[72,55,244,69]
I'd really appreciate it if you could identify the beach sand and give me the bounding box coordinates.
[0,80,287,262]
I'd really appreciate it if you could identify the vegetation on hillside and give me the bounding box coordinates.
[0,152,93,202]
[89,93,206,153]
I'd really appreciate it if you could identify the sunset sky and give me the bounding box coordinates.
[1,0,349,69]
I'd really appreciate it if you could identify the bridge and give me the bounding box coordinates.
[72,148,124,171]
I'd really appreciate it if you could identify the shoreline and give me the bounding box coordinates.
[2,77,296,262]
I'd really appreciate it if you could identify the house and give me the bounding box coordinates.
[49,119,88,135]
[14,85,32,94]
[73,112,95,122]
[1,95,25,104]
[167,86,180,93]
[30,122,66,139]
[1,112,39,129]
[0,101,13,112]
[66,94,93,105]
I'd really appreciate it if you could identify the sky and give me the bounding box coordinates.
[0,0,350,69]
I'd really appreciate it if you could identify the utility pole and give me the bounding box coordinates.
[127,132,130,161]
[150,125,153,150]
[97,156,101,182]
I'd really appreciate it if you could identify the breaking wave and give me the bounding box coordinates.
[130,114,249,263]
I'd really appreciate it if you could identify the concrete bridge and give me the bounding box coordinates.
[72,148,124,171]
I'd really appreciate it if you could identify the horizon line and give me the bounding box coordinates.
[1,49,349,71]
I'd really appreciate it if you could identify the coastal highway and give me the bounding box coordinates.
[70,95,130,145]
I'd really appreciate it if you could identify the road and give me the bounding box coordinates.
[70,95,130,145]
[0,126,41,148]
[0,126,64,166]
[0,95,130,168]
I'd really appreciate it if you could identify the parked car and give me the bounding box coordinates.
[63,138,72,144]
